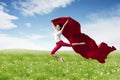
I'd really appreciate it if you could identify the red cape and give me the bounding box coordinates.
[51,16,116,63]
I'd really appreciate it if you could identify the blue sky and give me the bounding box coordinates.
[0,0,120,50]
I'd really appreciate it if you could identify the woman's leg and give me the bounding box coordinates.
[72,42,86,46]
[51,43,64,62]
[60,41,86,47]
[60,41,72,47]
[51,44,61,55]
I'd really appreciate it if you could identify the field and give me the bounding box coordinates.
[0,49,120,80]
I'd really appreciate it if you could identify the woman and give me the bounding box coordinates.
[51,19,85,62]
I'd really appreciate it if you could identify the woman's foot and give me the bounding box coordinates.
[59,57,64,62]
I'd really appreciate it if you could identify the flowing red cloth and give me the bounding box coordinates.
[51,17,116,63]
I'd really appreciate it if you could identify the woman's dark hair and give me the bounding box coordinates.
[58,23,63,30]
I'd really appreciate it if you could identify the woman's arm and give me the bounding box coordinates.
[60,19,69,32]
[51,22,56,31]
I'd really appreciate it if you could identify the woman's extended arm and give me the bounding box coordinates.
[51,22,56,31]
[60,19,69,32]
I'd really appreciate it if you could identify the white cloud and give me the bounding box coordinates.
[82,5,120,49]
[83,17,120,41]
[13,0,74,16]
[0,33,42,50]
[0,3,18,30]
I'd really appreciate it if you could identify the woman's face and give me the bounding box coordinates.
[55,25,61,31]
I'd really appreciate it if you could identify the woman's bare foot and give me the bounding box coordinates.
[59,57,64,62]
[72,42,85,46]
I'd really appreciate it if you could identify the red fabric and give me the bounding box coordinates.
[51,16,116,63]
[51,40,72,55]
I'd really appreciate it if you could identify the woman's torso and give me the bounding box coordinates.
[54,31,62,42]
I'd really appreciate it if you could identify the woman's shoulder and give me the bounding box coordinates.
[55,30,62,33]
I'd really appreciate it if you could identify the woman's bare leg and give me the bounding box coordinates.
[52,54,64,62]
[72,42,86,46]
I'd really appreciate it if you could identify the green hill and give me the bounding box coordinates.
[0,50,120,80]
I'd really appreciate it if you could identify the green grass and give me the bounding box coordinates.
[0,49,120,80]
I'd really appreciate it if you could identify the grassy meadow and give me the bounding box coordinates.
[0,49,120,80]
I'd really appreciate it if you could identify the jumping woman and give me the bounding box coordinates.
[51,18,85,62]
